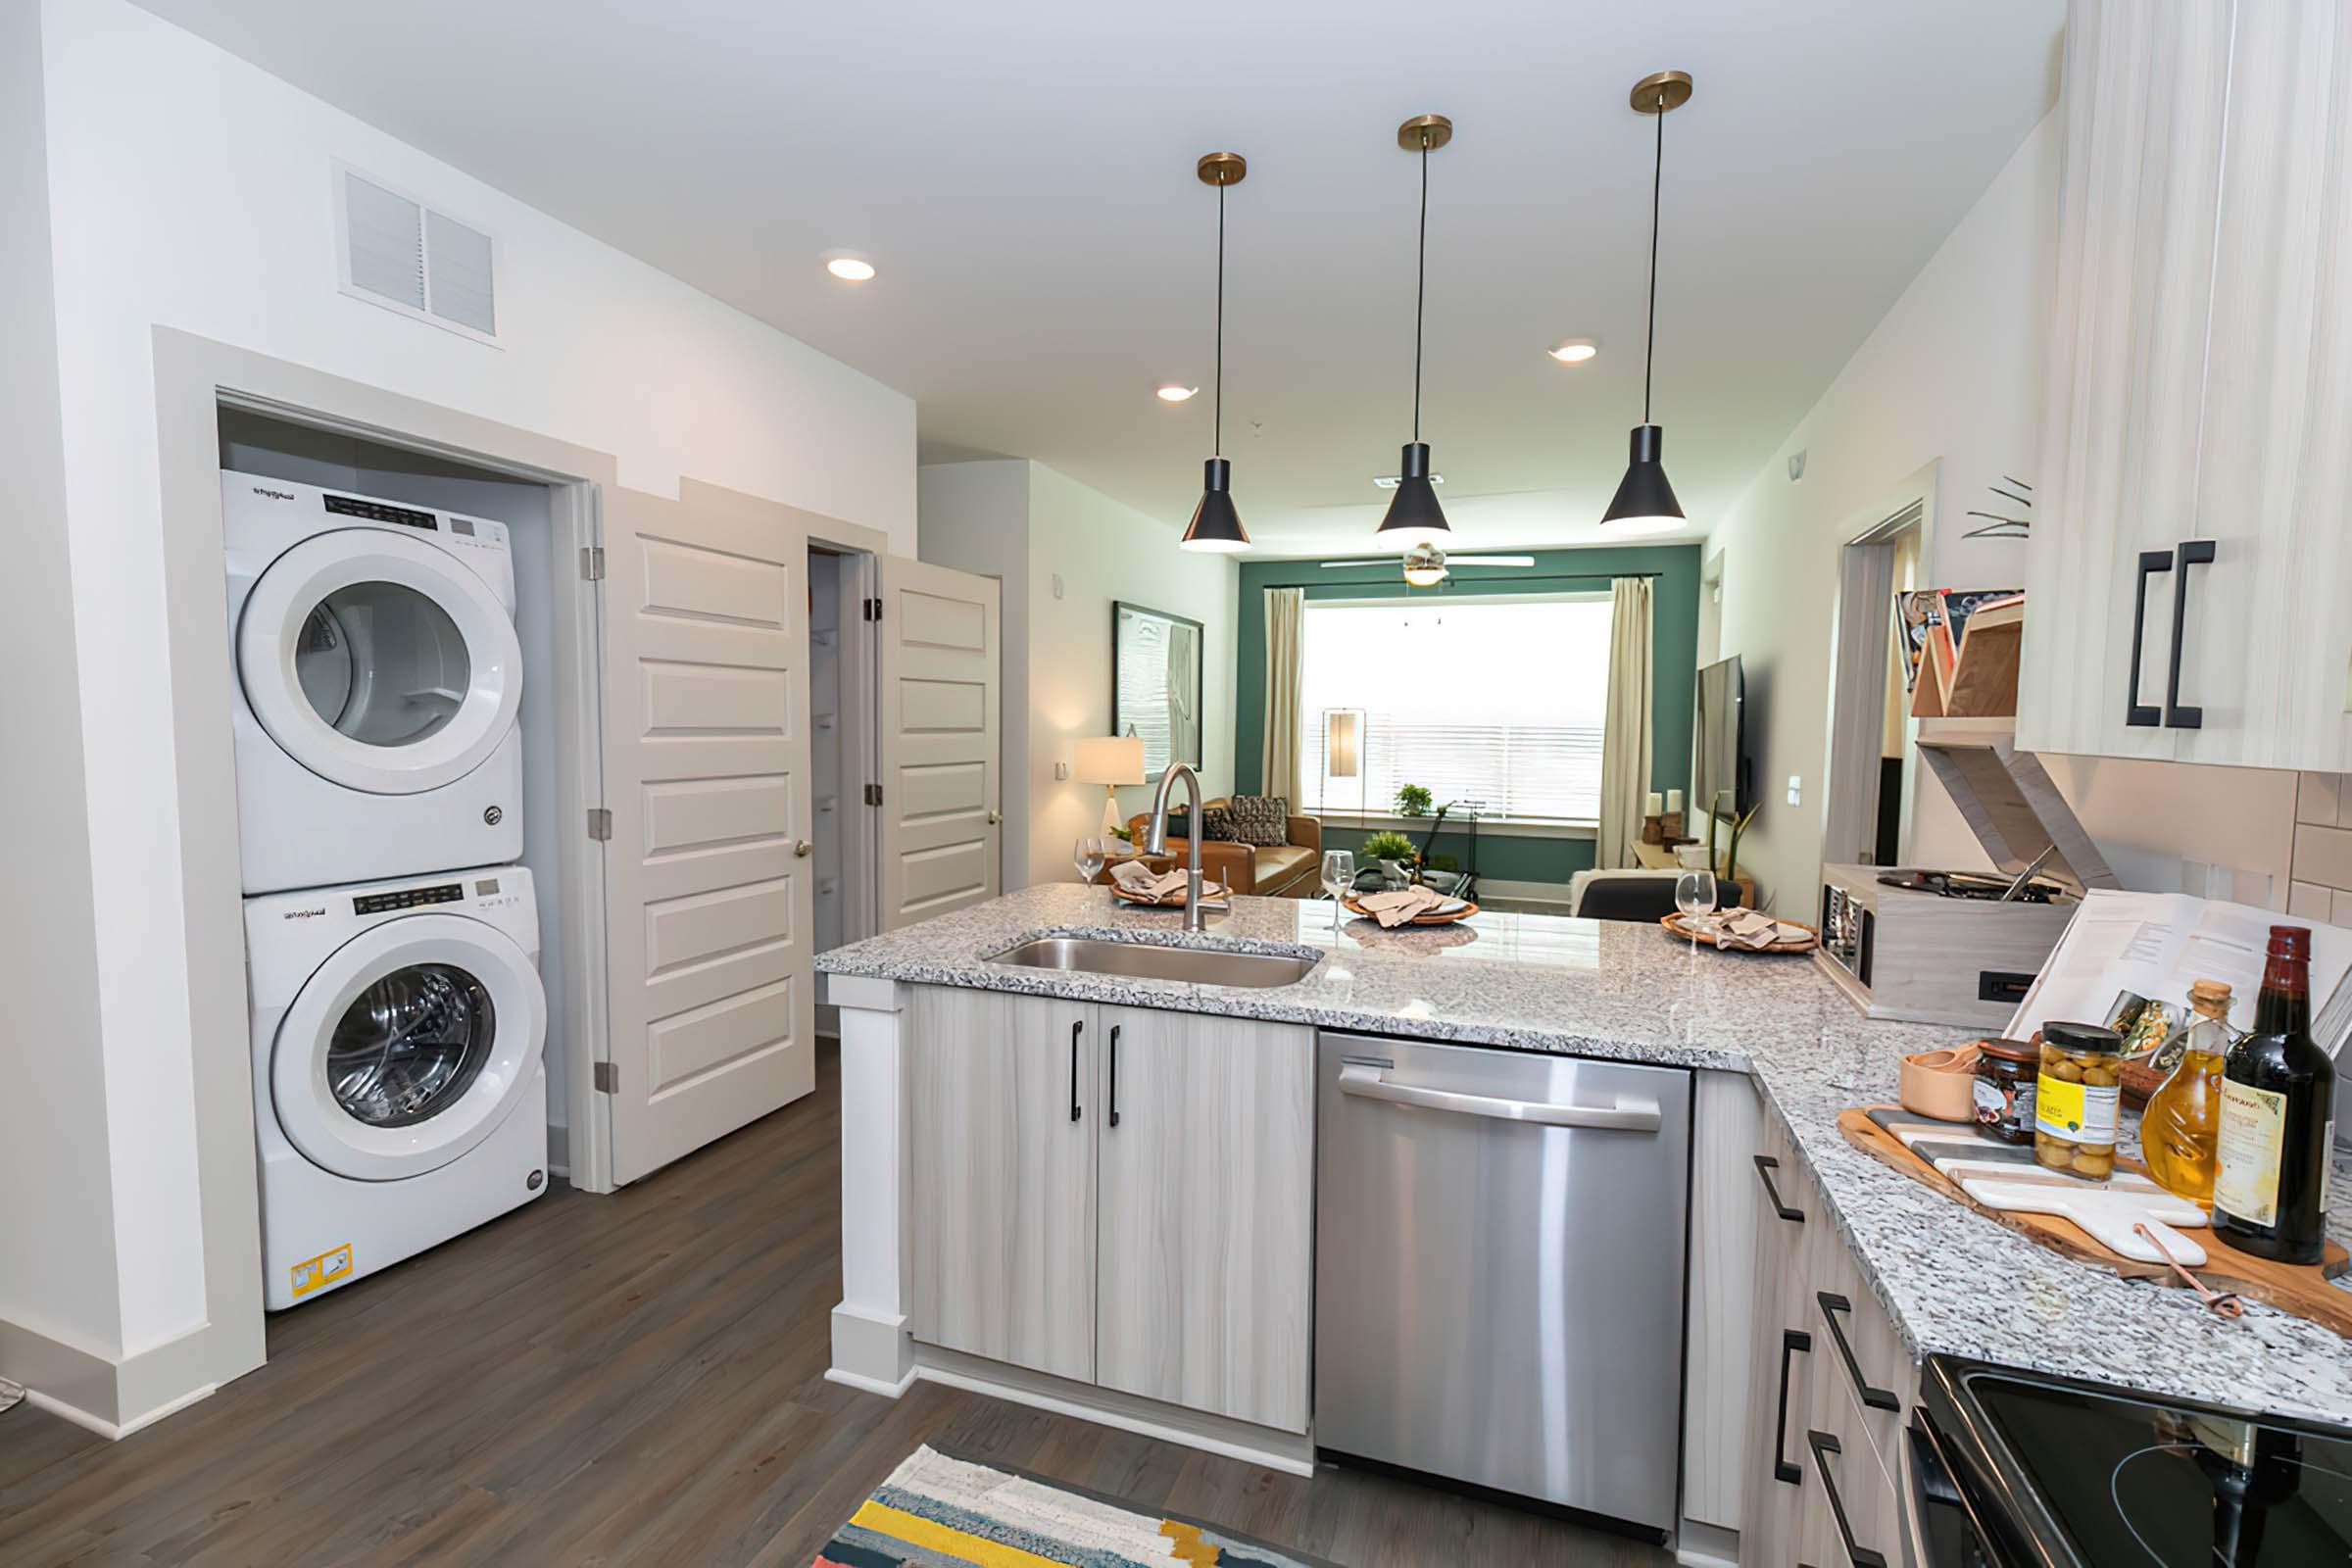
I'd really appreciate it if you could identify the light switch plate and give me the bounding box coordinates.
[1786,774,1803,807]
[1052,573,1065,600]
[1054,761,1069,780]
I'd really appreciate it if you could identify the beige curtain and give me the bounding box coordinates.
[1596,577,1654,869]
[1260,587,1304,804]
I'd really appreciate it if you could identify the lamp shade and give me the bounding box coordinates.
[1374,441,1451,551]
[1601,423,1685,535]
[1181,457,1250,553]
[1324,711,1360,779]
[1073,735,1147,787]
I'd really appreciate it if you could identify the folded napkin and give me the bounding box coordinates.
[1690,907,1806,950]
[1353,883,1448,928]
[1109,860,1226,905]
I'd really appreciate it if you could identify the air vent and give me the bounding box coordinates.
[334,163,499,344]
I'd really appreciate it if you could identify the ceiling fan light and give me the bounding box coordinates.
[1601,423,1685,534]
[1180,456,1250,553]
[1375,441,1451,551]
[1402,564,1447,587]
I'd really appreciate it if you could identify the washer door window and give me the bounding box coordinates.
[240,528,521,795]
[273,914,545,1182]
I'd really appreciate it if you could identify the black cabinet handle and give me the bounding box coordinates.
[1772,1329,1812,1485]
[1818,1293,1900,1411]
[1807,1430,1889,1568]
[2126,549,2172,727]
[1068,1019,1082,1122]
[2164,538,2216,729]
[1754,1154,1805,1223]
[1107,1025,1120,1128]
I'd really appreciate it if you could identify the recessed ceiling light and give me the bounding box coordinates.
[825,255,876,282]
[1373,473,1445,489]
[1156,384,1198,403]
[1548,338,1599,364]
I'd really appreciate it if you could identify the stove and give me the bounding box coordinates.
[1914,1355,2352,1566]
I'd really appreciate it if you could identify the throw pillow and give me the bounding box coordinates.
[1229,795,1290,847]
[1199,805,1239,842]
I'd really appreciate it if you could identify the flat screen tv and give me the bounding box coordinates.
[1691,656,1748,820]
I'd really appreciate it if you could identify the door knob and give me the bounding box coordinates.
[987,809,1001,826]
[793,838,811,858]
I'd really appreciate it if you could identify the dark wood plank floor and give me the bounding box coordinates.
[0,1045,1671,1567]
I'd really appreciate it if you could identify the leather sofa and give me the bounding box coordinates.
[1124,798,1322,898]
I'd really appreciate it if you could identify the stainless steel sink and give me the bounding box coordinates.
[986,936,1319,989]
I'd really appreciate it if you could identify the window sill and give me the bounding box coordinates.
[1307,810,1597,842]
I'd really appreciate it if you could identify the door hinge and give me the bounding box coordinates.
[863,782,884,808]
[593,1061,618,1094]
[586,807,613,840]
[862,596,883,622]
[579,545,606,580]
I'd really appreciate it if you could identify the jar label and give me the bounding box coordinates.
[2035,1074,2118,1145]
[2214,1079,2287,1228]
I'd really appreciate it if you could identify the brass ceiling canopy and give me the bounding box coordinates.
[1631,69,1693,114]
[1196,151,1248,186]
[1396,112,1453,151]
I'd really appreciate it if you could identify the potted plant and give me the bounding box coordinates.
[1360,830,1419,887]
[1394,783,1434,818]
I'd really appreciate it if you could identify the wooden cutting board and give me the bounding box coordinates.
[1838,1105,2352,1339]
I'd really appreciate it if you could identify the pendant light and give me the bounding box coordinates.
[1602,70,1692,536]
[1181,151,1250,553]
[1376,114,1453,552]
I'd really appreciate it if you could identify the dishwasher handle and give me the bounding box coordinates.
[1337,1060,1663,1131]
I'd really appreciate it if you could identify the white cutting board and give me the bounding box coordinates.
[1958,1176,2210,1265]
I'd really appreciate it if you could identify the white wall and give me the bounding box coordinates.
[32,0,914,1365]
[919,460,1240,891]
[1706,113,2297,911]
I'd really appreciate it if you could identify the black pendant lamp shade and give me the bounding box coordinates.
[1605,71,1692,537]
[1181,152,1250,554]
[1377,114,1453,552]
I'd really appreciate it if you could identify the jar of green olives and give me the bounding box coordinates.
[2034,1020,2126,1181]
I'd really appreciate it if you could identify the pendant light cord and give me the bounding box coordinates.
[1642,93,1664,425]
[1213,177,1226,458]
[1412,138,1430,442]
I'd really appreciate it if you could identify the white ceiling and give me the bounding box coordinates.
[137,0,2062,557]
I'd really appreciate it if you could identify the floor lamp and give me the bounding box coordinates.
[1323,710,1364,818]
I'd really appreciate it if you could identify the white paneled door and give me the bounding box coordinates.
[600,480,815,1185]
[877,557,1002,927]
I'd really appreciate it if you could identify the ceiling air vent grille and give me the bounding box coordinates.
[333,163,499,344]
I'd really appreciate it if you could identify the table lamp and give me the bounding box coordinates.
[1324,710,1363,816]
[1073,736,1146,834]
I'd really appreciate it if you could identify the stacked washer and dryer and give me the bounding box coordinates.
[224,473,550,1309]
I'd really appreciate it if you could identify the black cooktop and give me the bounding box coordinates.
[1924,1356,2352,1565]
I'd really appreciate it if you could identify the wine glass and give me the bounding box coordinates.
[1321,849,1356,932]
[1074,835,1106,886]
[1675,868,1718,956]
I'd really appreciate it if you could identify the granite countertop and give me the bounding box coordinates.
[817,883,2352,1430]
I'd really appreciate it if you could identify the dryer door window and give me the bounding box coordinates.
[239,528,521,796]
[325,961,495,1128]
[272,914,545,1182]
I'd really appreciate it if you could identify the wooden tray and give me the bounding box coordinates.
[1838,1105,2352,1338]
[1659,911,1820,954]
[1110,881,1228,907]
[1342,894,1479,926]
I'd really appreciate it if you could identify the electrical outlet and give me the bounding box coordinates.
[1786,774,1803,807]
[1052,573,1065,600]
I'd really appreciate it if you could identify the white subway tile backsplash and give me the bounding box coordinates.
[2291,880,2335,919]
[2301,771,2343,826]
[2336,889,2352,928]
[2293,821,2352,892]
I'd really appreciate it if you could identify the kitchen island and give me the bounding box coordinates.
[816,885,2352,1554]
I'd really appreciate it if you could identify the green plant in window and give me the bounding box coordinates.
[1360,830,1418,864]
[1394,783,1434,817]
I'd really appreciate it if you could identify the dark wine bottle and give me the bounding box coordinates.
[2212,924,2336,1264]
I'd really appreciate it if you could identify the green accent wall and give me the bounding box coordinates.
[1233,545,1702,886]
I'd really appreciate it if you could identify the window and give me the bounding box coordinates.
[1298,595,1613,824]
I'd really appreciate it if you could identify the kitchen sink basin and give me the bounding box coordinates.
[986,936,1319,989]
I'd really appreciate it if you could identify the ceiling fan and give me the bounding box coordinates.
[1318,543,1537,587]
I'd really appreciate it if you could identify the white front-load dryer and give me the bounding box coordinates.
[223,472,525,894]
[246,866,549,1309]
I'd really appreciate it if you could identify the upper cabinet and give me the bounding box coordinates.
[2020,1,2352,771]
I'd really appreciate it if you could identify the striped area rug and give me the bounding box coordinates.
[812,1445,1333,1568]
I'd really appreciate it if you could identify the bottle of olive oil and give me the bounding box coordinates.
[2141,979,2233,1208]
[2213,925,2336,1264]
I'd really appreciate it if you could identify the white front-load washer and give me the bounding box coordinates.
[246,866,549,1309]
[222,472,525,894]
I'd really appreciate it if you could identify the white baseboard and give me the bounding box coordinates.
[0,1314,122,1432]
[824,1364,918,1399]
[28,1379,216,1441]
[1674,1517,1740,1567]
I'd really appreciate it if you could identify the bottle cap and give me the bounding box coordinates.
[2268,924,2312,960]
[2043,1020,2125,1054]
[2188,978,2233,1017]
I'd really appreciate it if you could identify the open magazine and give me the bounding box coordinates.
[2003,890,2352,1055]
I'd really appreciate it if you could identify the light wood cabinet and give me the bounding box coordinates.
[906,985,1315,1432]
[2020,2,2352,771]
[907,987,1097,1382]
[1682,1073,1764,1539]
[1094,1006,1313,1431]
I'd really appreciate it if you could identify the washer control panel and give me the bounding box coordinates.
[352,882,465,915]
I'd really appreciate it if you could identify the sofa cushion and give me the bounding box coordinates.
[1229,794,1290,847]
[1251,844,1315,889]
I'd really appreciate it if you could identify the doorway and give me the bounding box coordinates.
[808,539,883,1037]
[1820,464,1936,875]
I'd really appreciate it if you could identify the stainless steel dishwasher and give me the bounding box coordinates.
[1313,1031,1692,1539]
